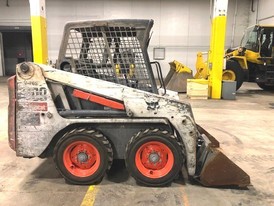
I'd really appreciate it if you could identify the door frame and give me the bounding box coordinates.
[0,26,32,76]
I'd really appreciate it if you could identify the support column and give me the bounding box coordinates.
[208,0,228,99]
[29,0,48,64]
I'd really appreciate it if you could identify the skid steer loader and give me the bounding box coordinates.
[8,19,250,187]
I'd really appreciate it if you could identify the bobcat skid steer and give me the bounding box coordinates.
[8,19,250,187]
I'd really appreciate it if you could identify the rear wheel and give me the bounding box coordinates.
[257,82,274,91]
[223,60,244,90]
[53,128,113,184]
[125,128,184,186]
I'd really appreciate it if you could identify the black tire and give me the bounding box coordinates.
[53,128,113,185]
[225,60,244,90]
[257,82,274,91]
[125,128,184,187]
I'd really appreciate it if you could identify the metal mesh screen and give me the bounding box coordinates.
[64,25,153,92]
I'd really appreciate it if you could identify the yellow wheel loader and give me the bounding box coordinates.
[224,25,274,90]
[8,19,250,187]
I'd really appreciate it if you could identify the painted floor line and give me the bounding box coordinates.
[181,186,190,206]
[80,185,98,206]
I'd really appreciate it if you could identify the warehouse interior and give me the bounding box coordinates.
[0,0,274,205]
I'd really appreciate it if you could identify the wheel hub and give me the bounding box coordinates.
[134,140,175,179]
[77,152,88,163]
[140,144,169,170]
[66,143,98,170]
[149,153,160,163]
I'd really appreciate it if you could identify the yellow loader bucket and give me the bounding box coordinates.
[164,60,193,93]
[195,125,250,187]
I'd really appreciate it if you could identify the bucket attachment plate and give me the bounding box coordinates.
[195,125,250,187]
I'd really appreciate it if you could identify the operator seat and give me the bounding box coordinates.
[260,32,271,57]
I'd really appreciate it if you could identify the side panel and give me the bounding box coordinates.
[15,63,69,157]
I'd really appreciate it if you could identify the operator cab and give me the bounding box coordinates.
[259,28,274,57]
[240,26,259,52]
[241,25,274,58]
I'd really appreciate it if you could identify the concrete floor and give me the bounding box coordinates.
[0,77,274,206]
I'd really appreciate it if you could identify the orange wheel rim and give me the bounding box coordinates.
[63,141,100,177]
[135,141,174,179]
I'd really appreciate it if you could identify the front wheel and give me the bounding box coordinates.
[53,128,113,185]
[125,128,184,186]
[223,60,244,90]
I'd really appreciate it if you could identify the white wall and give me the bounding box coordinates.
[227,0,250,47]
[0,0,251,77]
[45,0,251,76]
[0,1,30,26]
[248,0,274,26]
